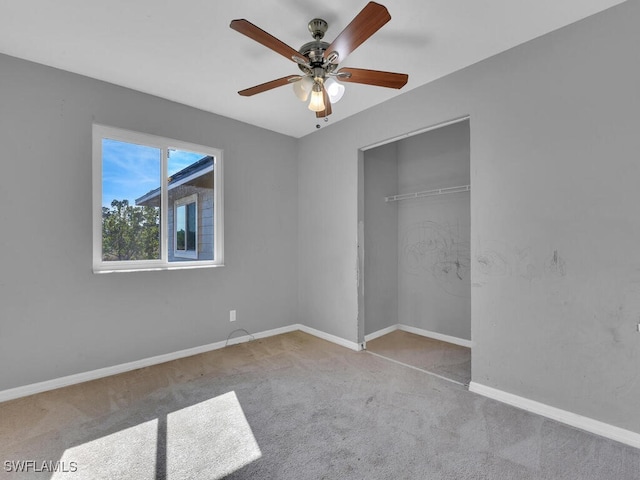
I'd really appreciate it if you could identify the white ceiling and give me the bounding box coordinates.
[0,0,627,138]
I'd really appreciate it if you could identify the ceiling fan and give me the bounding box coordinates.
[230,2,409,118]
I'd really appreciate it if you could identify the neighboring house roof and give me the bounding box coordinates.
[136,155,214,206]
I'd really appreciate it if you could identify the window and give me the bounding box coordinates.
[93,124,223,273]
[174,194,197,259]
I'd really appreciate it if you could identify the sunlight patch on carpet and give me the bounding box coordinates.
[50,391,261,479]
[167,391,262,479]
[51,419,158,479]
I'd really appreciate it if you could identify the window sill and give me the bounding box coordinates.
[93,263,225,274]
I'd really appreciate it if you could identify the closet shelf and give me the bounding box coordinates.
[385,184,470,202]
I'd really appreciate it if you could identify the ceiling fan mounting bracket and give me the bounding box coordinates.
[307,18,328,40]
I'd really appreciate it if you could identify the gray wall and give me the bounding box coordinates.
[298,0,640,434]
[363,143,398,335]
[0,53,298,391]
[397,121,470,339]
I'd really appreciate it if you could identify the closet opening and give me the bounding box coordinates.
[358,117,471,386]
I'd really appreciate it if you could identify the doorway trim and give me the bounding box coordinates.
[361,115,470,152]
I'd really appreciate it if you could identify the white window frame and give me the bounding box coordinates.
[174,194,198,259]
[92,124,224,273]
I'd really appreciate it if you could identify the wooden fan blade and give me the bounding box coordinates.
[230,19,301,63]
[238,75,300,96]
[338,67,408,89]
[324,2,391,62]
[315,87,332,118]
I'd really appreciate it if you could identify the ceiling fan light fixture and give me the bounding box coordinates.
[293,76,314,101]
[308,83,325,112]
[325,78,345,103]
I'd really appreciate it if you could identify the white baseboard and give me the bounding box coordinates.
[225,324,299,346]
[364,324,472,349]
[469,382,640,449]
[398,324,472,348]
[364,324,399,342]
[297,324,362,351]
[0,323,361,403]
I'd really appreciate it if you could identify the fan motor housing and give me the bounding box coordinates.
[298,40,330,68]
[297,18,339,76]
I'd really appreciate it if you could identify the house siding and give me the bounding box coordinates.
[168,184,214,262]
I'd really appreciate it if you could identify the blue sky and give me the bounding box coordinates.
[102,139,204,207]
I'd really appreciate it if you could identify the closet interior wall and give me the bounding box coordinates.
[363,120,471,341]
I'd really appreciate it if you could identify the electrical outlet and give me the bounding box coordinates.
[637,322,640,333]
[230,310,236,322]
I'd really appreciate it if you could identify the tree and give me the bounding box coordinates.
[102,199,159,261]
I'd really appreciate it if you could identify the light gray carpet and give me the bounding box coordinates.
[1,331,639,479]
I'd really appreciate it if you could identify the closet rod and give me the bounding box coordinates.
[385,184,470,202]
